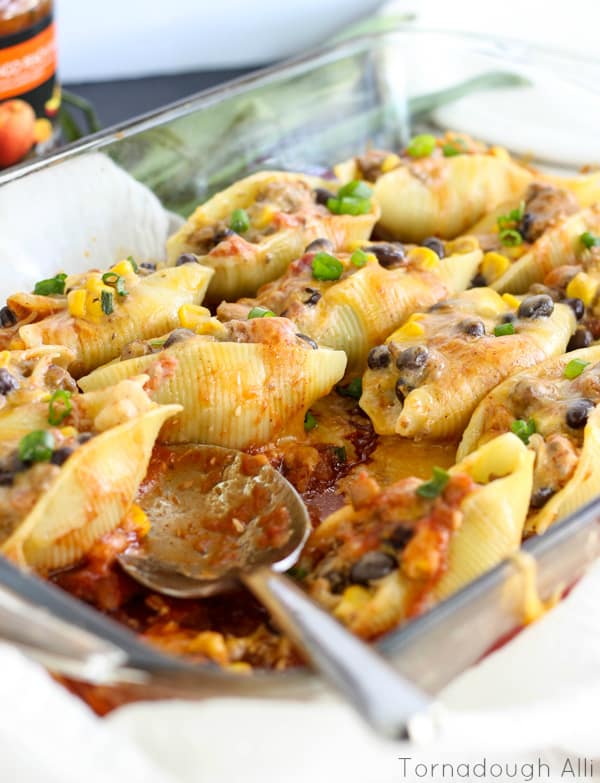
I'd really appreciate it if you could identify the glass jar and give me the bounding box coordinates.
[0,0,59,168]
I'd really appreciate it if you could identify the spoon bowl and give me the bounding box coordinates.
[119,444,309,597]
[119,443,431,739]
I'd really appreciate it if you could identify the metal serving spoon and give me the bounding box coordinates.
[118,444,430,738]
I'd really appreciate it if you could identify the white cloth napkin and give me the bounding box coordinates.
[3,556,600,783]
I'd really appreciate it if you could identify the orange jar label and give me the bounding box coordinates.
[0,21,57,101]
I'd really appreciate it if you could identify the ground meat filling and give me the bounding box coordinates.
[519,183,579,243]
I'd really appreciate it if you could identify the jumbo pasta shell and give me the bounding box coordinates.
[527,407,600,535]
[301,243,482,370]
[166,171,379,302]
[434,433,534,599]
[372,155,533,242]
[79,337,347,449]
[15,264,213,378]
[492,206,600,294]
[360,289,575,440]
[1,403,181,571]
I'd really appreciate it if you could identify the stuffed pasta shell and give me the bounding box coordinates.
[0,377,180,571]
[2,258,213,377]
[296,433,533,639]
[335,133,533,242]
[360,288,576,440]
[458,346,600,535]
[79,315,347,449]
[217,236,482,370]
[165,171,380,302]
[468,183,600,293]
[0,345,76,412]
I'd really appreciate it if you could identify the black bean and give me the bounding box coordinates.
[51,447,75,467]
[175,253,199,266]
[77,432,94,444]
[363,243,405,269]
[566,398,595,429]
[0,368,18,396]
[314,187,335,206]
[502,312,518,324]
[163,328,196,349]
[530,487,555,509]
[387,525,413,550]
[459,318,485,338]
[296,333,318,350]
[517,294,554,319]
[213,228,235,243]
[303,287,322,306]
[567,327,593,352]
[421,237,445,258]
[394,379,406,402]
[324,569,347,594]
[140,262,157,272]
[470,273,487,288]
[350,551,396,584]
[305,237,334,254]
[0,452,26,485]
[395,345,429,371]
[519,212,535,243]
[564,297,585,320]
[0,306,17,327]
[367,345,391,370]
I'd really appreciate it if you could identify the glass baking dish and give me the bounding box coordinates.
[1,28,600,706]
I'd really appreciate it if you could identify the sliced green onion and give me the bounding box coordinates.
[102,272,128,297]
[337,180,372,200]
[494,322,515,337]
[564,358,590,380]
[126,255,139,273]
[336,377,362,399]
[312,252,344,281]
[580,231,600,249]
[248,306,276,319]
[18,430,55,463]
[350,249,369,268]
[416,466,450,499]
[406,134,436,158]
[230,208,250,234]
[48,389,73,426]
[442,143,461,157]
[33,273,67,296]
[333,445,347,463]
[511,418,536,444]
[304,410,318,431]
[287,565,309,580]
[326,196,372,216]
[499,229,523,247]
[497,201,525,231]
[101,290,114,315]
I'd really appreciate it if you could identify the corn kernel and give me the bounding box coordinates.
[60,426,78,439]
[381,153,401,173]
[128,503,151,536]
[505,244,527,260]
[410,247,439,270]
[481,251,510,282]
[179,304,210,330]
[336,585,370,612]
[111,259,136,277]
[397,319,425,338]
[194,317,228,338]
[566,272,599,306]
[253,206,275,230]
[67,289,87,318]
[489,145,510,161]
[502,293,520,309]
[0,351,11,368]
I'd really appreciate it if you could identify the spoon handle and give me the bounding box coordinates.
[242,566,431,739]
